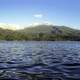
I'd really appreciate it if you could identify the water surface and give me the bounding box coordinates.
[0,41,80,80]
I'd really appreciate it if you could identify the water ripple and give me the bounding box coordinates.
[0,41,80,80]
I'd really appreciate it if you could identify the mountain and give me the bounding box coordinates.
[0,28,26,40]
[20,24,74,34]
[19,24,80,41]
[0,24,80,41]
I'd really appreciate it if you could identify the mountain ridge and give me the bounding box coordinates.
[0,24,80,41]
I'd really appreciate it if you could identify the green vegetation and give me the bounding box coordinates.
[0,24,80,41]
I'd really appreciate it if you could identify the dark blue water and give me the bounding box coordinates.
[0,41,80,80]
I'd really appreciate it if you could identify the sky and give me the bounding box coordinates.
[0,0,80,29]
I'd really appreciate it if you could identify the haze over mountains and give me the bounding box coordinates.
[0,22,54,30]
[0,23,80,41]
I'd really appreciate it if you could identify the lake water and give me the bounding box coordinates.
[0,41,80,80]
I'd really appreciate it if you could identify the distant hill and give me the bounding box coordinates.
[0,24,80,41]
[0,28,25,40]
[18,24,80,41]
[20,24,77,35]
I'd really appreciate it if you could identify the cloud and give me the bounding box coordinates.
[0,23,20,30]
[33,14,43,18]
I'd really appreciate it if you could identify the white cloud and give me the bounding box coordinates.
[33,14,43,18]
[0,23,20,30]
